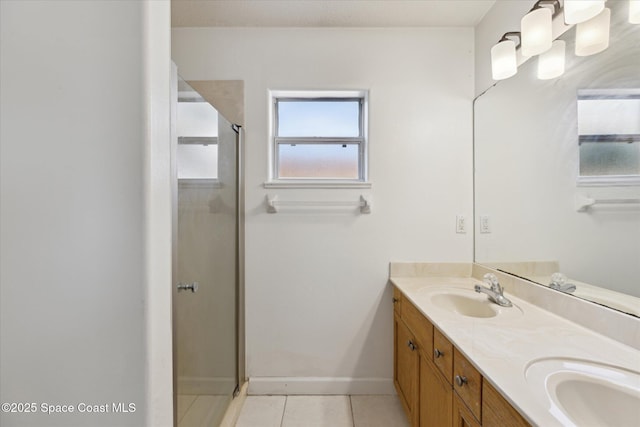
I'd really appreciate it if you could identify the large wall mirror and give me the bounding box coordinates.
[474,0,640,317]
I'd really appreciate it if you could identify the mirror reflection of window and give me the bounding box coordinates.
[177,101,219,180]
[577,89,640,180]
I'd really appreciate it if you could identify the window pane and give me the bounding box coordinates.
[177,102,218,137]
[278,144,359,179]
[277,100,360,137]
[577,92,640,177]
[177,144,218,179]
[580,142,640,176]
[577,98,640,135]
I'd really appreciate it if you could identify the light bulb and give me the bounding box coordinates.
[491,39,518,80]
[538,40,566,79]
[521,7,553,56]
[563,0,606,25]
[631,1,640,24]
[575,8,610,56]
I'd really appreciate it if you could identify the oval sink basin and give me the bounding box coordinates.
[431,293,498,318]
[415,287,523,319]
[525,358,640,426]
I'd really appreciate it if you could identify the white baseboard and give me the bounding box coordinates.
[247,377,396,395]
[178,376,237,395]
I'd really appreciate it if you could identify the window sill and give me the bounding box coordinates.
[577,175,640,187]
[263,180,372,189]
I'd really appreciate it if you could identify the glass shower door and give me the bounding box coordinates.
[174,78,238,426]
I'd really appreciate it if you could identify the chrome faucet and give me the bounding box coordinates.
[474,273,513,307]
[549,273,576,294]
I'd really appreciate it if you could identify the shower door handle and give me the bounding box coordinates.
[177,282,199,293]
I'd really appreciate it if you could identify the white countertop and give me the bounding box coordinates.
[390,275,640,427]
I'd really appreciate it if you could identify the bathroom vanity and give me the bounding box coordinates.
[390,263,640,427]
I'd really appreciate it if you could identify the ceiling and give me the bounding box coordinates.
[171,0,496,28]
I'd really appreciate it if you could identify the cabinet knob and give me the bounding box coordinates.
[392,297,399,303]
[455,375,468,387]
[407,340,416,351]
[434,348,443,359]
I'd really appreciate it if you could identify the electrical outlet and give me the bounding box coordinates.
[456,215,466,234]
[480,215,491,233]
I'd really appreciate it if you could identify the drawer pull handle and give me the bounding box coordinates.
[455,375,468,387]
[407,340,417,351]
[393,297,399,303]
[434,349,443,359]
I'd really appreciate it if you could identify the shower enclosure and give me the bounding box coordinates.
[173,77,243,426]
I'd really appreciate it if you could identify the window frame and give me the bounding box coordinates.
[266,90,370,188]
[176,94,221,188]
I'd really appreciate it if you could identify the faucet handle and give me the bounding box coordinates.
[483,273,503,293]
[483,273,499,286]
[550,272,567,286]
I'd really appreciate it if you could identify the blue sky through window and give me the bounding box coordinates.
[277,100,360,137]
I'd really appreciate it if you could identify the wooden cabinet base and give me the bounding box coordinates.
[482,381,531,427]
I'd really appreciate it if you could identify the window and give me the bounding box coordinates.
[577,89,640,186]
[268,90,368,187]
[177,101,219,181]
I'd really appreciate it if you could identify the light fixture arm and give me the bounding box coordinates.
[498,31,522,48]
[530,0,561,16]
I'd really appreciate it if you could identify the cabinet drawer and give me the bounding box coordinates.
[402,297,433,357]
[453,347,482,422]
[433,328,453,383]
[393,287,402,316]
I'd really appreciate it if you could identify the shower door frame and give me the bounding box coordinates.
[170,72,245,426]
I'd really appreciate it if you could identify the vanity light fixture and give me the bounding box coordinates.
[491,32,521,80]
[563,0,606,25]
[537,39,566,79]
[575,8,611,56]
[630,0,640,24]
[521,0,560,57]
[490,0,618,81]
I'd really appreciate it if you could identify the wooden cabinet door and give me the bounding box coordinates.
[453,393,481,427]
[395,315,419,426]
[420,356,452,427]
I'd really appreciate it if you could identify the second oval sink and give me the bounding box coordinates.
[525,358,640,427]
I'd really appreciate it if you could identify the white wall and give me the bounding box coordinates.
[172,27,474,393]
[0,1,173,426]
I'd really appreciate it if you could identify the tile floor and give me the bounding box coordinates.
[235,395,409,427]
